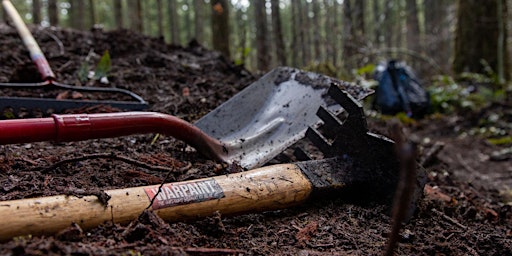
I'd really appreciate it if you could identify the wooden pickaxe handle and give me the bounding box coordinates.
[2,0,56,80]
[0,164,312,241]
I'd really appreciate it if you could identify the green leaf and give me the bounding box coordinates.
[93,50,111,80]
[77,62,89,83]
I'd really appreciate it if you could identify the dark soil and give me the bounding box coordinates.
[0,24,511,255]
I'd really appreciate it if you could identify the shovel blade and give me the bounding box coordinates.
[195,67,372,169]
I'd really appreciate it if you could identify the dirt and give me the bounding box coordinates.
[0,24,511,255]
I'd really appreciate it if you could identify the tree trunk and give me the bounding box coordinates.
[254,0,270,71]
[130,0,143,33]
[156,0,163,38]
[194,0,204,43]
[312,0,321,62]
[113,0,123,29]
[343,0,355,68]
[271,0,286,66]
[300,1,311,65]
[453,0,509,79]
[32,0,41,24]
[211,0,230,58]
[291,0,299,67]
[70,0,85,30]
[89,0,96,27]
[169,0,180,45]
[424,0,451,70]
[48,0,58,26]
[406,0,420,53]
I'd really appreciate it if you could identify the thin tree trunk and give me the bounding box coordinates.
[271,0,286,66]
[48,0,58,26]
[130,0,143,33]
[194,0,204,43]
[291,0,299,67]
[406,0,420,53]
[254,0,270,71]
[32,0,41,24]
[157,0,163,38]
[89,0,96,27]
[168,0,180,44]
[343,0,355,68]
[312,0,321,62]
[301,1,311,65]
[69,0,84,29]
[113,0,123,29]
[211,0,230,58]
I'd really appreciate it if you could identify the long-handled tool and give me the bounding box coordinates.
[0,85,425,241]
[0,0,148,114]
[0,67,372,169]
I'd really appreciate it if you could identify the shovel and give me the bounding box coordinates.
[0,67,372,169]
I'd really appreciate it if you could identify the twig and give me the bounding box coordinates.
[456,153,477,173]
[42,29,65,56]
[420,141,445,167]
[146,161,192,210]
[384,120,418,256]
[35,152,188,174]
[182,247,245,254]
[431,208,467,230]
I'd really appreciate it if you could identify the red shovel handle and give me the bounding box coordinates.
[2,0,56,81]
[0,112,228,162]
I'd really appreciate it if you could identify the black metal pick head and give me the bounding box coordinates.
[299,83,401,202]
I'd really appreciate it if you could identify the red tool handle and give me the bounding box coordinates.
[2,0,56,81]
[0,112,227,162]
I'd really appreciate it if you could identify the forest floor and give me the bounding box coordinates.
[0,25,511,255]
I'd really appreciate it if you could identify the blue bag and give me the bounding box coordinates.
[373,60,430,118]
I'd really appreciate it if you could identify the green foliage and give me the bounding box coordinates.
[355,63,376,76]
[234,47,251,66]
[487,136,512,146]
[428,74,506,114]
[93,50,112,80]
[77,62,90,83]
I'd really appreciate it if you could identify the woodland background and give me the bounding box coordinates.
[1,0,510,82]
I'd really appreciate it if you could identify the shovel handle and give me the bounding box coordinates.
[0,163,312,241]
[2,0,56,81]
[0,112,228,162]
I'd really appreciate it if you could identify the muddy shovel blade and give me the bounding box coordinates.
[194,67,373,169]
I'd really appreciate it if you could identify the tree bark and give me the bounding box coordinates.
[89,0,96,27]
[406,0,420,53]
[312,0,321,62]
[453,0,509,79]
[32,0,41,24]
[48,0,58,26]
[194,0,204,43]
[156,0,164,38]
[291,0,299,67]
[343,0,355,68]
[130,0,143,33]
[254,0,270,71]
[271,0,286,66]
[211,0,230,58]
[424,0,451,70]
[169,0,180,45]
[113,0,123,29]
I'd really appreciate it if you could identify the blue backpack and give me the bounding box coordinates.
[373,60,430,118]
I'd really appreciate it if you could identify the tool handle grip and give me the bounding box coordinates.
[2,0,55,80]
[0,164,312,241]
